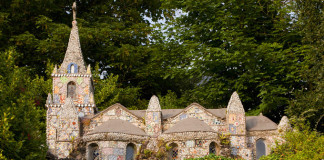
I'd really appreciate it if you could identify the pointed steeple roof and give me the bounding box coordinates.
[227,91,245,113]
[59,2,86,74]
[147,95,161,111]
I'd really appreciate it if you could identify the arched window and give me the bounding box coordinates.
[169,143,178,160]
[67,81,76,99]
[67,63,78,73]
[256,139,266,159]
[209,142,217,155]
[70,64,75,73]
[126,143,136,160]
[88,143,99,160]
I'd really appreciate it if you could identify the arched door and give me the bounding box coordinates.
[88,143,99,160]
[256,139,266,159]
[126,143,136,160]
[209,142,217,155]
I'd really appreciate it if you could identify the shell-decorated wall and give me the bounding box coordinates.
[163,104,227,133]
[86,141,140,160]
[145,111,162,136]
[247,130,281,159]
[167,139,220,159]
[52,76,94,106]
[86,104,145,134]
[227,113,246,135]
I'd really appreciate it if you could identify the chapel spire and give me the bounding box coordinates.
[59,2,86,74]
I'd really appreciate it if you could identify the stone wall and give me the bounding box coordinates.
[247,130,280,159]
[86,141,140,160]
[165,139,220,159]
[163,104,226,132]
[52,76,94,108]
[85,104,145,134]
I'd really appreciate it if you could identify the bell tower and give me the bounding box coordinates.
[46,2,96,158]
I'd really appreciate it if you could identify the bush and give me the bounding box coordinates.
[260,129,324,160]
[186,154,238,160]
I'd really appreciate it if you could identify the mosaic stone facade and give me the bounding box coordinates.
[46,3,291,159]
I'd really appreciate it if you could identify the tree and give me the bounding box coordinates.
[0,48,49,159]
[286,0,324,132]
[159,0,306,122]
[0,0,175,100]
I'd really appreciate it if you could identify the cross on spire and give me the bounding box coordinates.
[72,2,77,21]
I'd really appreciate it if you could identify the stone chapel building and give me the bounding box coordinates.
[46,3,291,160]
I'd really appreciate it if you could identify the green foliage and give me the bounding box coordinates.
[186,154,238,160]
[260,129,324,160]
[157,0,306,122]
[159,90,187,109]
[219,133,231,146]
[286,0,324,132]
[93,63,142,110]
[0,48,49,159]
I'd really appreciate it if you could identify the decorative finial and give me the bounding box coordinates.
[72,2,77,21]
[86,64,91,74]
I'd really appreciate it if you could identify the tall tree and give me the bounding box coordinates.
[287,0,324,131]
[159,0,305,122]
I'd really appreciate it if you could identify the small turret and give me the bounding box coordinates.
[46,93,52,104]
[86,64,91,74]
[52,65,58,74]
[226,92,246,134]
[145,95,162,136]
[226,92,247,156]
[277,116,291,133]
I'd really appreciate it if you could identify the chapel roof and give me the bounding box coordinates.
[164,118,215,134]
[246,115,278,131]
[88,119,147,136]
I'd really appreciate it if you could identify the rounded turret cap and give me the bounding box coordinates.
[278,116,291,132]
[147,95,161,111]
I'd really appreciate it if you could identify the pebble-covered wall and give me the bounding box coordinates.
[86,104,145,134]
[86,141,141,160]
[163,104,226,132]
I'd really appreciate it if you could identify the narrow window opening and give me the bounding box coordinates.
[169,143,178,160]
[70,64,75,73]
[67,81,76,99]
